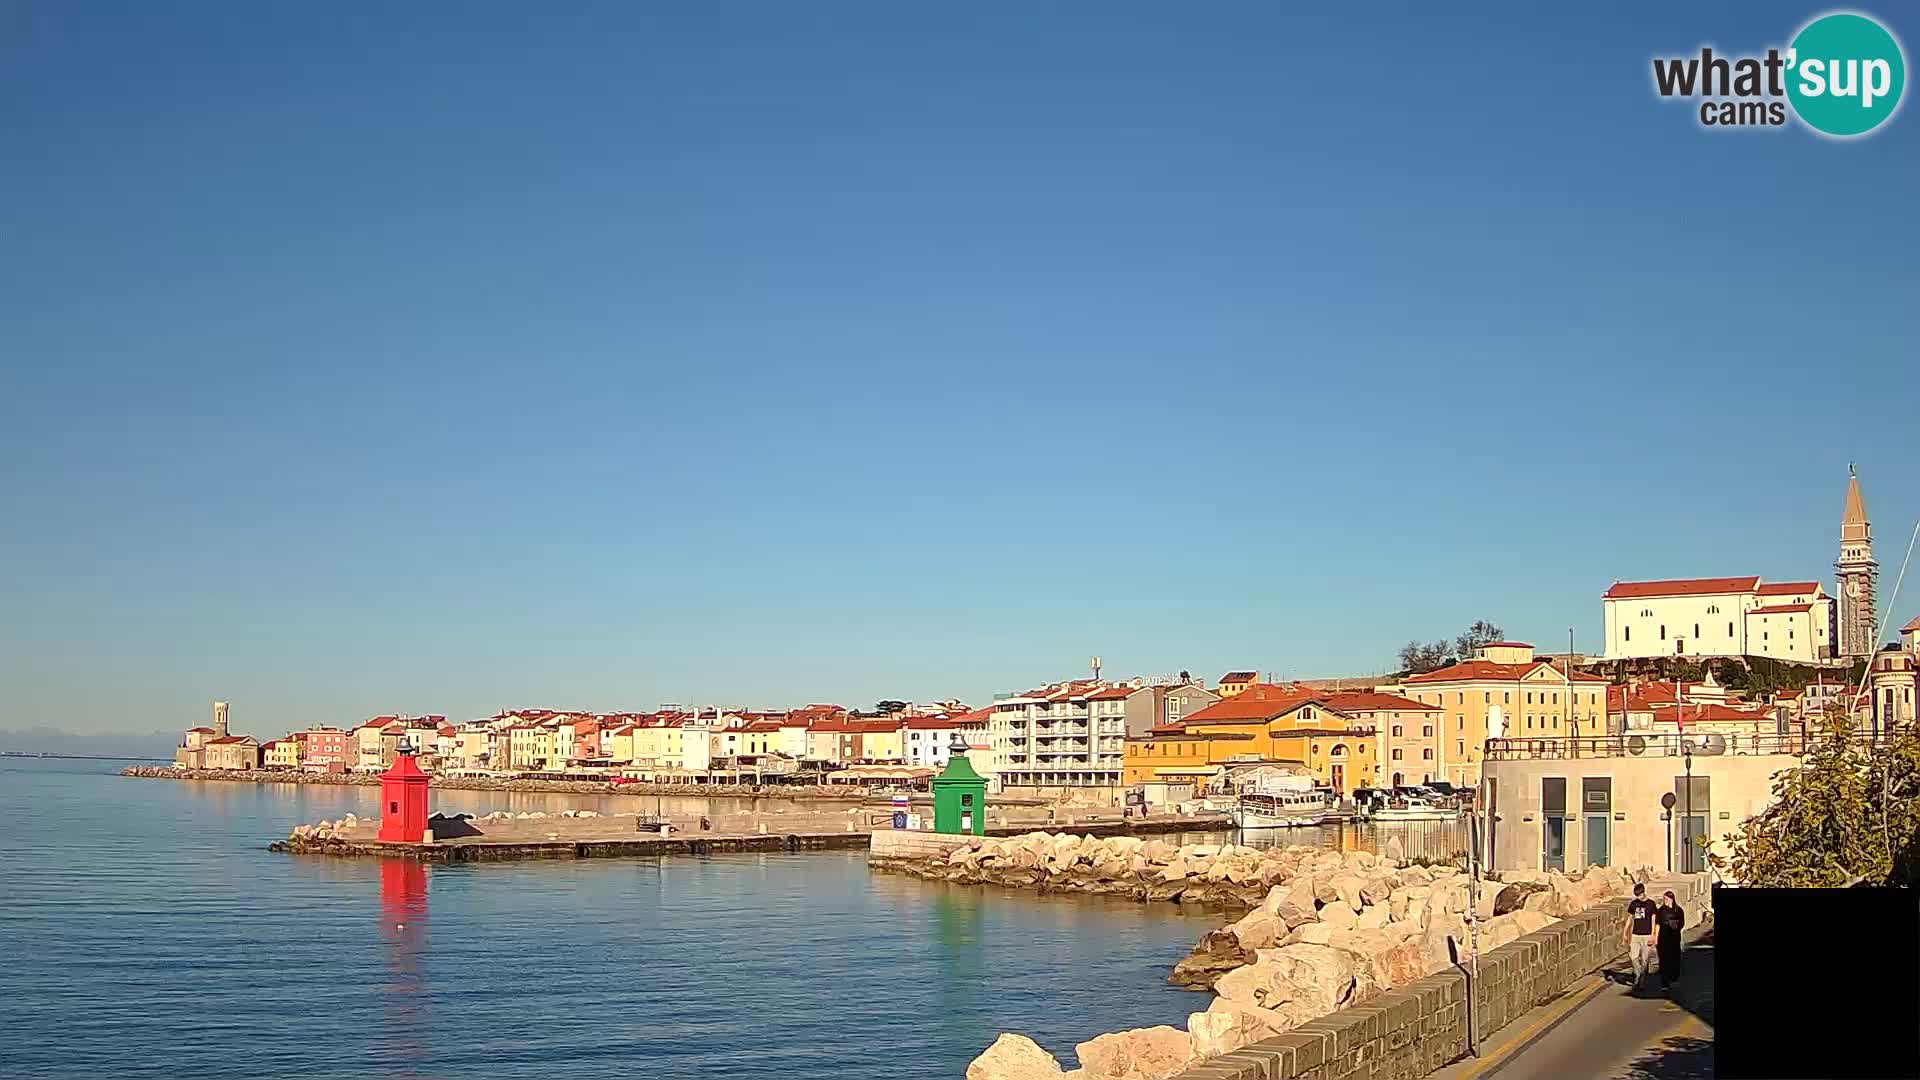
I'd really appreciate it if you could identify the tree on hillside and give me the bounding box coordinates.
[1716,709,1920,887]
[1398,640,1454,675]
[873,700,910,716]
[1454,620,1506,660]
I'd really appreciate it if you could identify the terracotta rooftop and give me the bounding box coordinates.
[1603,576,1760,599]
[1321,691,1439,713]
[1757,581,1820,596]
[1405,659,1607,684]
[1219,671,1259,683]
[1180,684,1325,724]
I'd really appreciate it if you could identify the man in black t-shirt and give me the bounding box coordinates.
[1623,882,1658,993]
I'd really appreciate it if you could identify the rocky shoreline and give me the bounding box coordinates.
[120,765,866,800]
[932,832,1704,1080]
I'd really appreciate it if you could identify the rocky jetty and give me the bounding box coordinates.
[872,833,1319,909]
[961,836,1683,1080]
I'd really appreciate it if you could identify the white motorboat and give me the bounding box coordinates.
[1367,795,1461,823]
[1230,788,1336,830]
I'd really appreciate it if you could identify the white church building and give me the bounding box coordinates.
[1601,576,1835,663]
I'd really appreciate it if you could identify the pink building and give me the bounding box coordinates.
[298,728,349,773]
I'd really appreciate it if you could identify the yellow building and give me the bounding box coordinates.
[263,738,300,770]
[1216,671,1259,698]
[602,725,636,765]
[854,720,905,763]
[1122,684,1377,795]
[630,722,687,770]
[1379,642,1610,787]
[507,724,557,770]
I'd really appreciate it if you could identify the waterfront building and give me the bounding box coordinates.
[903,714,960,767]
[1319,690,1443,789]
[296,728,349,773]
[989,680,1128,789]
[1216,671,1258,698]
[202,734,260,770]
[353,720,391,772]
[1904,615,1920,656]
[1176,685,1376,795]
[1837,467,1878,659]
[174,725,215,769]
[1379,642,1609,788]
[1600,577,1836,663]
[1479,729,1802,875]
[263,738,299,770]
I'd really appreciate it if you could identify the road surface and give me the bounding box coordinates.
[1431,928,1715,1080]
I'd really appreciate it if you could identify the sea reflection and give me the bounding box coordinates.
[378,859,429,1073]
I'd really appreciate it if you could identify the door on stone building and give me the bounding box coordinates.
[1330,763,1344,792]
[1542,776,1568,872]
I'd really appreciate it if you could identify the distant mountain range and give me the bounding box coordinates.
[0,728,180,759]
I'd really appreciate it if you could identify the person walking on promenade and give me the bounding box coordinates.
[1656,889,1686,993]
[1623,882,1658,994]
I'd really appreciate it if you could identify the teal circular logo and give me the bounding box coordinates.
[1787,12,1906,136]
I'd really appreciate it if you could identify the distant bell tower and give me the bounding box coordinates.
[1837,465,1878,658]
[213,700,230,739]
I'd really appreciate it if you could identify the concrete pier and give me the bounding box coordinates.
[271,812,1235,862]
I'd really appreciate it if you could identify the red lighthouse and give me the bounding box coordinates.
[376,741,431,843]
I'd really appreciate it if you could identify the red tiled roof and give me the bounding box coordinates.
[953,707,994,725]
[849,719,903,734]
[1406,660,1607,684]
[1650,702,1770,723]
[742,720,784,733]
[903,715,959,729]
[1219,671,1258,683]
[1750,604,1812,615]
[186,727,215,733]
[1086,685,1136,701]
[1322,691,1440,713]
[206,735,255,745]
[1603,576,1760,599]
[1902,615,1920,633]
[1757,582,1820,596]
[1182,684,1325,724]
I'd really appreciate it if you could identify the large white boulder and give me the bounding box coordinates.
[968,1034,1065,1080]
[1075,1025,1195,1080]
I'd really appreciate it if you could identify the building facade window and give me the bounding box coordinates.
[1422,724,1434,737]
[1660,625,1667,640]
[1392,724,1403,737]
[1423,748,1433,759]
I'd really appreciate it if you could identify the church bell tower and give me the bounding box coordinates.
[1837,465,1878,659]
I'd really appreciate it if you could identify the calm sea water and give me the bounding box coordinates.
[0,759,1464,1080]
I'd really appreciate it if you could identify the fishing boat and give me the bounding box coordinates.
[1229,786,1336,830]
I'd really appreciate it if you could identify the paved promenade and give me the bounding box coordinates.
[1431,927,1714,1080]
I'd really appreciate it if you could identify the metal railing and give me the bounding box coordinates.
[1483,732,1809,760]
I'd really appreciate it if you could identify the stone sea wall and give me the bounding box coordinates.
[951,830,1709,1080]
[870,833,1319,909]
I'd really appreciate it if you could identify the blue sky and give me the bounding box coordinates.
[3,2,1916,736]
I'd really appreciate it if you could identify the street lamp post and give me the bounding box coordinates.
[1682,743,1695,874]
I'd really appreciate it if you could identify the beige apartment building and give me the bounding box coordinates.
[1379,642,1608,787]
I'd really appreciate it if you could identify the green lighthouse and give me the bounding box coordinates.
[931,732,987,835]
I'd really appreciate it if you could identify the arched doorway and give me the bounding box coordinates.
[1328,743,1348,793]
[1391,771,1403,787]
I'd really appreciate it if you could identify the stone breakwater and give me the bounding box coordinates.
[121,765,862,800]
[870,833,1322,909]
[950,833,1704,1080]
